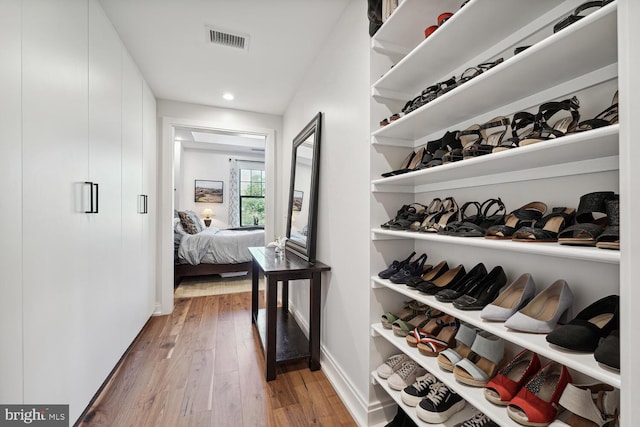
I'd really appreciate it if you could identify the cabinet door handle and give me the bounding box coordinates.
[93,183,99,213]
[138,194,148,214]
[144,195,148,214]
[84,181,94,213]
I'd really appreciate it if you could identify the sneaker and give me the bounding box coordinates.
[416,382,466,423]
[376,354,410,379]
[453,411,499,427]
[387,360,426,391]
[401,373,439,407]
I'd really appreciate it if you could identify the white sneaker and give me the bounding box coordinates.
[387,360,426,391]
[376,353,410,379]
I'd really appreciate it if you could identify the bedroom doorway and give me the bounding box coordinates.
[158,117,277,315]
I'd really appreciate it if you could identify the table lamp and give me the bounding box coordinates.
[201,208,214,227]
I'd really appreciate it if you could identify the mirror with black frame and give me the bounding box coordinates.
[285,112,322,262]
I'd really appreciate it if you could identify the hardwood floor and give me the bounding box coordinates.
[77,291,357,427]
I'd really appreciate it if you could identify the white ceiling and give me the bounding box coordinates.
[99,0,353,115]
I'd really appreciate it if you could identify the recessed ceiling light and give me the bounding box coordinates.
[223,92,234,101]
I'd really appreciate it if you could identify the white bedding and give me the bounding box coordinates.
[177,227,265,265]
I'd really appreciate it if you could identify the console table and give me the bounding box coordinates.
[249,246,331,381]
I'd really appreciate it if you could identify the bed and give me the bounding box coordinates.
[174,210,265,286]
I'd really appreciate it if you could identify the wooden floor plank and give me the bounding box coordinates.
[77,290,356,427]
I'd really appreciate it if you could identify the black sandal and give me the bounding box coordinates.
[463,116,511,158]
[492,111,537,152]
[485,201,547,240]
[553,0,614,34]
[512,207,576,242]
[519,97,581,146]
[576,90,618,131]
[558,191,615,246]
[596,196,620,250]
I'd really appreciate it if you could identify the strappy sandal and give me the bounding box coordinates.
[555,383,619,427]
[446,124,481,163]
[421,197,460,232]
[422,131,462,168]
[485,201,547,239]
[381,300,428,329]
[462,117,511,159]
[557,191,615,246]
[492,111,537,152]
[512,207,576,242]
[453,333,505,387]
[576,90,619,131]
[519,97,581,146]
[596,196,620,250]
[553,0,615,33]
[405,308,447,346]
[392,308,432,337]
[381,147,424,178]
[437,324,481,372]
[417,317,460,357]
[390,203,428,230]
[438,201,482,235]
[381,203,423,229]
[444,198,506,237]
[409,198,442,231]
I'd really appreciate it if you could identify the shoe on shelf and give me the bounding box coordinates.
[453,411,499,427]
[558,191,616,246]
[416,263,467,295]
[378,251,416,278]
[484,349,542,406]
[453,333,505,387]
[507,362,572,426]
[387,360,427,391]
[389,253,428,284]
[493,111,537,152]
[405,307,446,346]
[381,300,428,329]
[406,260,448,288]
[504,279,574,333]
[400,372,439,407]
[596,196,620,250]
[480,273,536,322]
[452,265,507,311]
[485,201,547,239]
[417,316,460,356]
[435,262,488,302]
[519,96,581,146]
[415,382,466,424]
[383,406,409,427]
[437,323,481,372]
[512,207,576,242]
[594,329,620,371]
[576,90,619,131]
[376,353,411,379]
[392,308,432,337]
[546,294,619,352]
[549,382,619,427]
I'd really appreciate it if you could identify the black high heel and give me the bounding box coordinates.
[416,264,466,294]
[434,263,488,301]
[519,96,581,146]
[422,262,487,296]
[452,266,507,310]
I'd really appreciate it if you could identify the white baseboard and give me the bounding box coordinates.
[287,301,393,427]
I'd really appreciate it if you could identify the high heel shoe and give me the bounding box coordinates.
[507,362,572,426]
[504,279,574,334]
[546,294,619,352]
[480,273,536,322]
[493,111,537,152]
[437,323,481,372]
[405,260,448,288]
[552,382,619,427]
[405,307,446,346]
[421,197,460,233]
[576,90,618,131]
[484,350,541,406]
[452,265,507,311]
[519,96,581,146]
[409,198,442,231]
[485,201,547,239]
[416,264,466,294]
[462,116,511,158]
[453,333,505,387]
[432,262,487,300]
[417,316,460,356]
[512,207,576,242]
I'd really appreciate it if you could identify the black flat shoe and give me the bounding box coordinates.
[390,253,428,284]
[379,251,415,279]
[546,294,619,352]
[452,266,507,310]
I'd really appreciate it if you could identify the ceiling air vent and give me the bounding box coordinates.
[206,26,249,51]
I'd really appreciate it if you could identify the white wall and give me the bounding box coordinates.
[178,147,264,229]
[281,2,371,424]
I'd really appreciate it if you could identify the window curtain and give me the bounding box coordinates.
[229,159,240,227]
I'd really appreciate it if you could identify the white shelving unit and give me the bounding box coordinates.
[369,1,623,426]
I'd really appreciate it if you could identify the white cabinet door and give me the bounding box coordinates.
[142,81,158,316]
[21,0,90,416]
[0,0,23,404]
[121,50,145,347]
[87,0,125,386]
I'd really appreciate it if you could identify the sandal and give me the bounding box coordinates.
[519,97,581,146]
[492,111,537,152]
[381,300,428,329]
[381,203,422,229]
[409,198,442,231]
[390,203,428,230]
[576,90,618,131]
[378,251,415,278]
[444,124,481,163]
[437,323,481,372]
[557,191,615,246]
[555,383,619,427]
[391,308,432,337]
[444,198,506,237]
[405,308,447,346]
[437,201,482,235]
[512,207,576,242]
[389,253,429,284]
[417,317,460,357]
[381,147,424,177]
[453,333,505,387]
[553,0,615,33]
[485,201,547,239]
[462,116,511,158]
[483,350,542,406]
[596,196,620,250]
[422,131,462,168]
[421,197,460,232]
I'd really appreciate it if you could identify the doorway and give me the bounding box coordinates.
[158,117,276,315]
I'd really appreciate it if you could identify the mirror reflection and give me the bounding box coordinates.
[289,136,314,248]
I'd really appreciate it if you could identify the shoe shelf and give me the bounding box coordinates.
[371,279,621,389]
[371,323,520,427]
[371,125,619,193]
[371,0,463,57]
[371,2,617,140]
[370,229,621,265]
[373,0,569,100]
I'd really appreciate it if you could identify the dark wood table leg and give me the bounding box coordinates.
[265,274,278,381]
[251,260,259,324]
[281,279,289,316]
[309,271,321,371]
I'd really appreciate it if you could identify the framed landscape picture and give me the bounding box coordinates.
[195,180,223,203]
